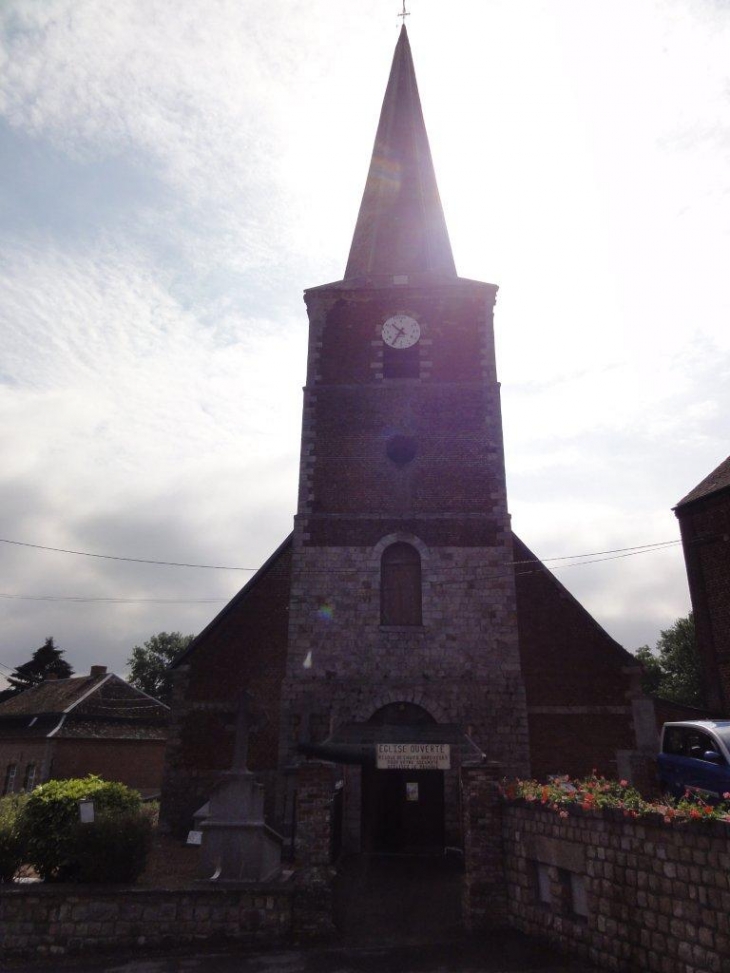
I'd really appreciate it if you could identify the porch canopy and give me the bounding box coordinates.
[298,721,484,766]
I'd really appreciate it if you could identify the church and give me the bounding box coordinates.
[160,26,654,854]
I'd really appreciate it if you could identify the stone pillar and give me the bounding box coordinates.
[461,761,507,931]
[617,688,661,798]
[294,760,335,868]
[292,760,336,942]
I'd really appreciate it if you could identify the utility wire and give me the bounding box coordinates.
[0,534,681,573]
[0,593,224,605]
[0,538,683,604]
[0,538,257,571]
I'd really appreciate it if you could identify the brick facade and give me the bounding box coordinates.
[160,540,292,836]
[513,534,644,780]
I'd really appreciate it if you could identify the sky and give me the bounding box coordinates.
[1,0,729,686]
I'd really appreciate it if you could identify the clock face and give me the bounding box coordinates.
[382,314,421,349]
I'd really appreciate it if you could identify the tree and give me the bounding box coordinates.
[6,637,74,695]
[127,631,194,705]
[633,613,705,708]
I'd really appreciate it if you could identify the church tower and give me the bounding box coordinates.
[279,26,530,851]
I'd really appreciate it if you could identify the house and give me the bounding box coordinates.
[675,454,730,714]
[160,26,656,850]
[0,666,169,798]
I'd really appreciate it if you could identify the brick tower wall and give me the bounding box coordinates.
[280,280,531,785]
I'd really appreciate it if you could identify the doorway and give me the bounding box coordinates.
[362,764,445,852]
[361,701,446,853]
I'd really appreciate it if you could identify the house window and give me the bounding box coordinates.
[3,763,17,795]
[23,763,37,792]
[380,542,422,626]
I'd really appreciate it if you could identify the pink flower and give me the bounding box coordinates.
[620,779,628,787]
[559,811,569,819]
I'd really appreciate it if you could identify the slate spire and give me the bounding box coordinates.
[344,25,457,280]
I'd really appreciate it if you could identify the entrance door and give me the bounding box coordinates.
[362,766,444,853]
[361,702,447,853]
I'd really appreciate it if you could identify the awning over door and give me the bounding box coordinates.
[298,721,484,766]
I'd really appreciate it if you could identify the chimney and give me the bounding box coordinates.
[90,665,107,678]
[44,672,60,681]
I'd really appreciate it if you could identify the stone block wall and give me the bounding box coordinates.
[281,541,530,777]
[0,886,293,959]
[497,803,730,973]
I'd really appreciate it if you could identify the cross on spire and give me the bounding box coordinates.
[397,2,410,27]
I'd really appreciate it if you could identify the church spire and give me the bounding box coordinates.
[344,25,457,280]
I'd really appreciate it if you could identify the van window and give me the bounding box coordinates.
[664,726,724,763]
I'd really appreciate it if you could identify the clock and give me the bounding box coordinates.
[381,314,421,349]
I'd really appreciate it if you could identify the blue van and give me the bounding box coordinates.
[658,720,730,802]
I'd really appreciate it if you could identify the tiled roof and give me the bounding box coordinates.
[0,672,169,741]
[0,674,106,716]
[676,454,730,508]
[59,720,167,740]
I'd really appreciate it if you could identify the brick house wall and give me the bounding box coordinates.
[676,483,730,714]
[52,739,166,793]
[0,740,49,795]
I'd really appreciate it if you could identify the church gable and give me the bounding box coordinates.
[513,533,641,779]
[160,536,291,835]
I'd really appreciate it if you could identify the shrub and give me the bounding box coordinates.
[0,793,29,882]
[19,776,143,882]
[73,812,153,883]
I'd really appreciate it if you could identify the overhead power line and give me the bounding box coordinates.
[0,535,681,573]
[0,593,225,605]
[0,538,257,571]
[0,537,683,605]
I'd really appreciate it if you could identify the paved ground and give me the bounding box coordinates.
[332,852,464,944]
[7,936,604,973]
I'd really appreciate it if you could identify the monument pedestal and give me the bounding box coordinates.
[199,770,282,883]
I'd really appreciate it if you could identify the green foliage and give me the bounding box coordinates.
[503,773,730,824]
[127,631,193,705]
[72,812,153,883]
[633,613,705,707]
[7,637,73,695]
[19,776,142,882]
[0,793,29,882]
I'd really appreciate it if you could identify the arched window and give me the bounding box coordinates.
[380,542,422,626]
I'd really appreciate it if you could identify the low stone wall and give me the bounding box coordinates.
[0,881,327,959]
[501,802,730,973]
